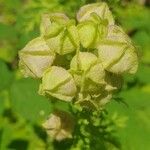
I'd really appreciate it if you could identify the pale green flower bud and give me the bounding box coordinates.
[97,25,138,74]
[40,13,79,55]
[76,2,114,25]
[40,13,69,37]
[70,52,97,71]
[109,45,138,74]
[46,21,79,55]
[70,52,105,94]
[43,110,74,141]
[105,25,132,44]
[19,37,55,78]
[77,14,108,48]
[77,21,97,48]
[39,66,77,102]
[86,63,106,85]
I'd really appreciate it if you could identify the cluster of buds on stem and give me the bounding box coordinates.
[19,2,138,141]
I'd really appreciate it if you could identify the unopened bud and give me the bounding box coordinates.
[40,13,69,37]
[77,13,108,48]
[70,52,105,94]
[19,37,55,78]
[77,2,114,25]
[43,110,74,141]
[97,25,138,74]
[41,13,79,55]
[39,66,77,102]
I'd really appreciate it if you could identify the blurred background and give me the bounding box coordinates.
[0,0,150,150]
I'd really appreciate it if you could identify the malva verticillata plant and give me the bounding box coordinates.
[18,2,138,149]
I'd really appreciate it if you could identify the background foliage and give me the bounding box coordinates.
[0,0,150,149]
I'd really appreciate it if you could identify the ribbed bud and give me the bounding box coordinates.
[39,66,77,102]
[70,52,97,71]
[77,2,114,25]
[41,13,79,55]
[70,52,105,94]
[40,13,69,37]
[43,110,74,141]
[77,21,97,48]
[77,14,108,48]
[19,37,55,78]
[97,25,138,74]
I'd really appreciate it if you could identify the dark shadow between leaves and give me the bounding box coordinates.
[8,139,28,150]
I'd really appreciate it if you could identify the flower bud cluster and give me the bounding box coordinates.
[19,3,138,111]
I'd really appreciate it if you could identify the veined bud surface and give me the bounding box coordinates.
[43,110,74,141]
[77,20,97,48]
[77,2,114,25]
[40,13,69,37]
[41,13,79,55]
[70,52,106,94]
[70,52,97,71]
[97,25,138,74]
[19,37,55,78]
[39,66,77,102]
[77,11,110,49]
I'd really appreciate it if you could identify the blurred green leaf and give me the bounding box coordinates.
[0,122,13,150]
[0,23,17,40]
[132,30,150,63]
[10,78,53,122]
[116,4,150,32]
[0,60,13,90]
[0,117,47,150]
[107,88,150,150]
[0,23,18,62]
[136,64,150,84]
[0,100,5,116]
[132,30,150,48]
[0,46,17,62]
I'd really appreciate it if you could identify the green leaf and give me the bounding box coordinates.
[107,88,150,150]
[0,60,13,91]
[0,23,17,40]
[136,64,150,84]
[10,78,53,122]
[116,5,150,32]
[0,117,47,150]
[0,91,7,116]
[0,46,17,63]
[0,123,13,150]
[132,30,150,64]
